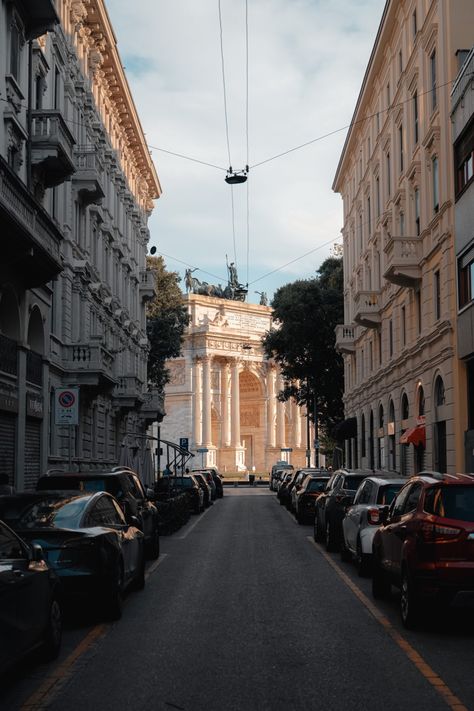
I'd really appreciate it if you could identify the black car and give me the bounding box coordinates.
[294,475,331,524]
[37,468,160,559]
[314,469,375,551]
[170,476,205,514]
[0,492,145,621]
[0,519,62,674]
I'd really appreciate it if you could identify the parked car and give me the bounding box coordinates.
[294,475,331,524]
[278,471,298,509]
[0,519,62,674]
[171,475,205,514]
[37,467,160,559]
[341,475,405,575]
[193,467,224,498]
[314,469,377,551]
[277,472,295,504]
[0,491,145,621]
[372,472,474,628]
[152,478,191,533]
[192,472,213,508]
[290,468,326,512]
[192,469,217,500]
[270,462,293,491]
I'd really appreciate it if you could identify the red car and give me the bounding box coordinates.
[372,472,474,628]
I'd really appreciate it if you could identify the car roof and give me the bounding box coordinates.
[41,469,136,478]
[363,476,407,485]
[414,472,474,486]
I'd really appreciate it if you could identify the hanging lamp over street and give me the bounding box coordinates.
[225,165,249,184]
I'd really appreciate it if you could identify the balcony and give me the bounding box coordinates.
[31,110,76,187]
[354,290,381,329]
[384,236,422,288]
[114,375,144,410]
[0,156,63,287]
[72,148,105,206]
[140,388,165,424]
[140,269,156,301]
[0,334,18,376]
[21,0,59,40]
[61,342,116,391]
[335,325,359,354]
[26,350,43,386]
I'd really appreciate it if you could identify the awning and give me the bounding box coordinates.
[400,425,426,447]
[332,417,357,441]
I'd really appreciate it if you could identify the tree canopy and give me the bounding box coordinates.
[146,256,189,391]
[262,256,344,432]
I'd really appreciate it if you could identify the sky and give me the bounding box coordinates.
[105,0,386,302]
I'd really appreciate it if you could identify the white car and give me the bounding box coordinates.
[341,475,405,576]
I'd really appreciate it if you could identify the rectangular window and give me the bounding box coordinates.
[54,67,60,110]
[413,91,419,144]
[367,196,371,236]
[378,330,382,365]
[389,320,393,357]
[434,270,441,320]
[401,305,406,346]
[413,8,417,37]
[376,176,380,217]
[399,124,404,173]
[430,50,437,111]
[432,156,439,212]
[369,341,373,371]
[415,188,420,235]
[455,126,474,197]
[387,153,391,197]
[10,20,21,79]
[386,83,391,108]
[416,290,422,334]
[376,112,380,133]
[459,253,474,309]
[400,211,405,237]
[399,50,403,76]
[359,213,363,253]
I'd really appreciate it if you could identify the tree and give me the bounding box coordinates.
[261,257,344,433]
[146,256,189,391]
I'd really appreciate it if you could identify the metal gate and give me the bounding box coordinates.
[0,412,16,486]
[25,418,41,490]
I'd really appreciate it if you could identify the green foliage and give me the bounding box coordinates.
[262,257,344,432]
[146,256,189,390]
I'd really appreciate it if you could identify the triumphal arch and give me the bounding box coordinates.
[160,285,309,473]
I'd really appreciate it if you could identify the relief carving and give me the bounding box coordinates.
[168,361,185,386]
[241,407,259,428]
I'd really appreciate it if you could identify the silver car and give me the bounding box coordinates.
[341,475,405,576]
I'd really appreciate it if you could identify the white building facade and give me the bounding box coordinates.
[333,0,474,475]
[0,0,162,488]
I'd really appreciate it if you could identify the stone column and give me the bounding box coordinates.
[276,376,286,448]
[231,359,241,447]
[293,399,302,448]
[202,356,212,447]
[267,366,276,448]
[192,358,202,447]
[221,360,231,447]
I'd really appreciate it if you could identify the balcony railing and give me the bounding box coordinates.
[31,109,76,187]
[114,375,144,409]
[335,325,359,354]
[354,290,381,328]
[72,147,105,206]
[0,156,63,286]
[139,269,156,301]
[61,342,116,390]
[26,350,43,385]
[0,334,18,376]
[383,236,422,288]
[140,388,165,424]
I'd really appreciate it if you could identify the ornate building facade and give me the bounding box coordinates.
[333,0,474,474]
[158,294,311,473]
[0,0,162,489]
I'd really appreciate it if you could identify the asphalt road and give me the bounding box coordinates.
[3,488,474,711]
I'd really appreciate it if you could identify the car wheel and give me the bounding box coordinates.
[146,528,160,560]
[356,538,371,577]
[340,537,351,562]
[42,597,62,660]
[372,558,390,599]
[325,521,338,552]
[400,569,419,629]
[105,560,124,621]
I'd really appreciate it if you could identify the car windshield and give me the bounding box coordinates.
[39,476,122,498]
[306,479,327,493]
[3,496,87,530]
[377,484,404,505]
[175,478,194,488]
[424,486,474,522]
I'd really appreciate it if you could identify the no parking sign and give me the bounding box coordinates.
[55,387,79,425]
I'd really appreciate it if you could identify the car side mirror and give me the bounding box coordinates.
[30,543,44,562]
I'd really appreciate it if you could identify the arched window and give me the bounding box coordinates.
[401,393,409,420]
[435,376,445,407]
[377,404,384,469]
[369,410,374,469]
[434,376,446,473]
[417,385,425,417]
[361,414,366,458]
[388,400,396,471]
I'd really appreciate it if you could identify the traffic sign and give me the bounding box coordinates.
[179,437,189,450]
[196,448,209,453]
[314,439,320,449]
[55,387,79,425]
[280,447,293,452]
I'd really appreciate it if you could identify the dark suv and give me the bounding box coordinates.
[314,469,375,551]
[37,467,160,559]
[372,472,474,628]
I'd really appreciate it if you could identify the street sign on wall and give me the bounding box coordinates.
[180,437,189,450]
[54,387,79,425]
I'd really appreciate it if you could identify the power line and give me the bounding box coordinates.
[218,0,232,168]
[249,237,339,285]
[147,145,226,171]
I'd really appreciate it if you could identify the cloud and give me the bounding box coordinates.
[106,0,385,299]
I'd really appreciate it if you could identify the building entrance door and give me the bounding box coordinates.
[242,435,253,470]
